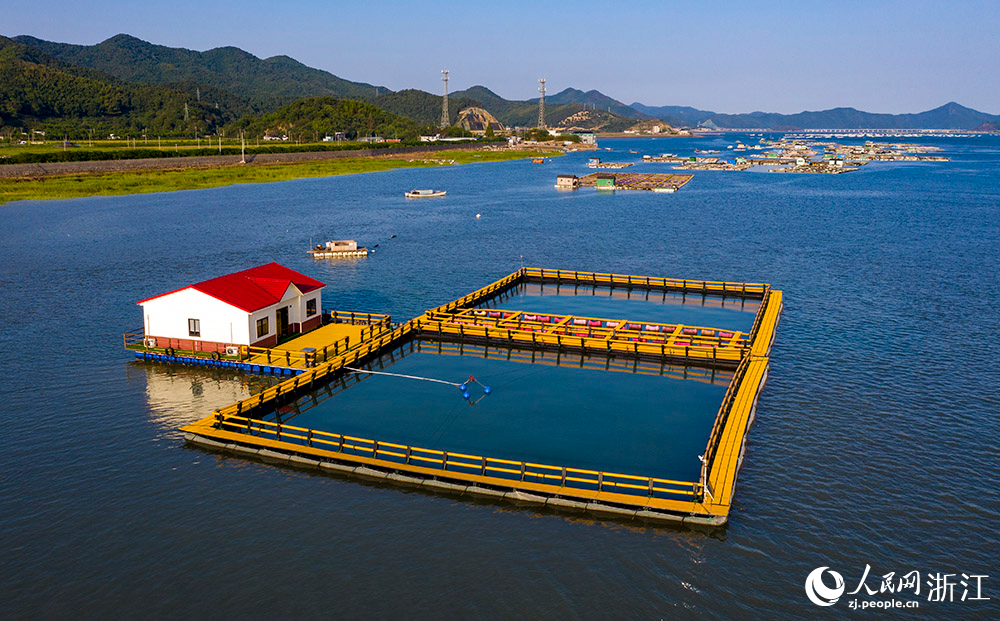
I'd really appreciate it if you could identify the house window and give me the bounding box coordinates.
[188,318,201,337]
[256,317,269,338]
[306,298,317,317]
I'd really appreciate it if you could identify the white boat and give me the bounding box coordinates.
[308,240,368,258]
[405,189,446,198]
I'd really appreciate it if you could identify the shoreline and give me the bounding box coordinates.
[0,148,562,205]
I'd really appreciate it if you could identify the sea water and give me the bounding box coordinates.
[1,135,997,617]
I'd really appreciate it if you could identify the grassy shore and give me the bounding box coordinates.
[0,149,559,205]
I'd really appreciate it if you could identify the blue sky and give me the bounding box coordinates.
[5,0,999,114]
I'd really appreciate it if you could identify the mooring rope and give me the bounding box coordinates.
[343,366,462,387]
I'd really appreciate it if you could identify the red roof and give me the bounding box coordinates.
[138,262,325,312]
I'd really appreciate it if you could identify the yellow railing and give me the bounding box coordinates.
[417,340,734,385]
[699,354,753,498]
[439,308,748,348]
[214,321,417,419]
[522,267,769,296]
[212,413,702,501]
[327,310,392,328]
[425,270,525,316]
[415,317,748,364]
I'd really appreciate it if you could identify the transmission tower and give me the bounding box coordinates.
[538,78,546,129]
[441,69,450,128]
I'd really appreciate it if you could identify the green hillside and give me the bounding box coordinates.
[450,85,637,129]
[13,34,388,106]
[226,97,424,141]
[373,89,481,127]
[0,36,247,136]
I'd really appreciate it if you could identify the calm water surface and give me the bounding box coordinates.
[1,136,998,618]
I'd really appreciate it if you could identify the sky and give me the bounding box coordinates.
[4,0,999,114]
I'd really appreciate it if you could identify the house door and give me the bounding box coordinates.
[276,306,290,337]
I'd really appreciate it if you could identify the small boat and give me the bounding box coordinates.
[628,149,638,154]
[308,240,368,258]
[532,158,545,164]
[405,189,446,198]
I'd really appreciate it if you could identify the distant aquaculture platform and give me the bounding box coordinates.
[577,172,694,192]
[178,267,782,527]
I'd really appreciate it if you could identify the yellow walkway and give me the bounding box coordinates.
[275,323,365,351]
[244,323,367,369]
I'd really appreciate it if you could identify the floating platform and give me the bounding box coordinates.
[178,268,782,527]
[577,172,694,192]
[587,162,634,169]
[125,311,391,375]
[308,248,368,258]
[308,239,368,258]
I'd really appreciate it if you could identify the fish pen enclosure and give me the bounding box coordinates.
[181,267,782,526]
[577,173,694,192]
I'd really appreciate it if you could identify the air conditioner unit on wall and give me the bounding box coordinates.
[225,345,240,356]
[144,337,157,348]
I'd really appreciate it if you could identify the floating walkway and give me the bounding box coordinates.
[177,267,782,527]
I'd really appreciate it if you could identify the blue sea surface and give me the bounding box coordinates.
[1,135,998,617]
[277,341,725,482]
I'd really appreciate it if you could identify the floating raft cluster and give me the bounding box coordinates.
[577,172,694,192]
[178,267,783,527]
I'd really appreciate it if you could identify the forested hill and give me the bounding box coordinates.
[0,35,248,135]
[372,89,481,127]
[13,34,389,106]
[226,97,423,141]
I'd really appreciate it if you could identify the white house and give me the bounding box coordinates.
[137,262,325,353]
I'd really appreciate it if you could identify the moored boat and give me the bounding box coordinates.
[405,189,447,198]
[308,239,369,257]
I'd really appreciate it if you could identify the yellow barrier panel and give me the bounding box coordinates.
[209,413,701,500]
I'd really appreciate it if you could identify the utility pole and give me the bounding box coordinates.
[184,102,189,122]
[240,131,246,164]
[538,78,547,129]
[440,69,450,128]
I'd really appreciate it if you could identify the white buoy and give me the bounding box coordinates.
[475,213,482,219]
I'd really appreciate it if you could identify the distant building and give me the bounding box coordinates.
[263,132,287,141]
[577,132,597,145]
[358,136,385,143]
[137,262,325,351]
[555,174,579,188]
[322,132,346,142]
[595,173,616,189]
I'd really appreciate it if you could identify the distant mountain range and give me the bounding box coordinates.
[629,101,1000,131]
[2,33,997,137]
